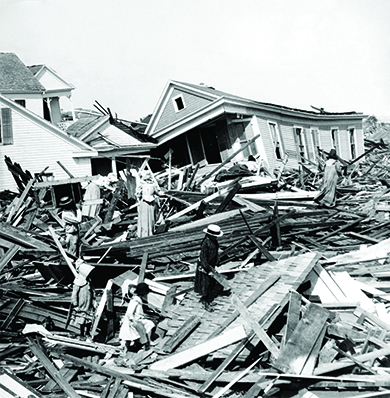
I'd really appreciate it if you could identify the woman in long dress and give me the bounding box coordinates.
[314,149,342,208]
[136,171,161,238]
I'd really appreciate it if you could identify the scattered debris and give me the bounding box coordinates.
[1,137,390,398]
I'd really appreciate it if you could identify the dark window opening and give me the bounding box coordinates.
[174,96,185,111]
[15,99,26,107]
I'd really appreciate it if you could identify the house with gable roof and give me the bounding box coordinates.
[0,53,157,191]
[0,53,75,126]
[146,80,366,172]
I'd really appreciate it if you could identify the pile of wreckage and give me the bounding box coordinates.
[1,138,390,398]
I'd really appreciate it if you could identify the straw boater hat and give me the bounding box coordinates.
[73,259,95,286]
[59,196,73,207]
[203,224,223,237]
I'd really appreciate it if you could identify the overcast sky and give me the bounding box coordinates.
[2,0,390,122]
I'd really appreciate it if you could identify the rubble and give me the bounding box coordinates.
[1,138,390,398]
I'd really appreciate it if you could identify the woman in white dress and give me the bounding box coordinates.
[119,282,155,352]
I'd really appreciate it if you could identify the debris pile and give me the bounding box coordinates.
[1,139,390,398]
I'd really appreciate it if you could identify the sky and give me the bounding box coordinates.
[1,0,390,122]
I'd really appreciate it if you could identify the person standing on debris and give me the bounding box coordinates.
[136,170,163,238]
[195,224,225,312]
[314,148,342,208]
[119,282,155,352]
[70,259,95,339]
[59,196,82,257]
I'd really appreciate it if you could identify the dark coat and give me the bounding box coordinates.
[195,235,222,302]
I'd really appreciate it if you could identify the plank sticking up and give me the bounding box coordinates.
[272,303,330,375]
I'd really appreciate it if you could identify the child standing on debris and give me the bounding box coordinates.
[136,171,162,238]
[70,259,95,339]
[314,148,342,208]
[195,224,225,312]
[119,282,155,352]
[59,196,82,257]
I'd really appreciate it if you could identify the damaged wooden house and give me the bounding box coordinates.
[145,80,366,174]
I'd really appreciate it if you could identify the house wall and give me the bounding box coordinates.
[0,105,91,192]
[25,98,44,119]
[248,111,364,171]
[155,88,213,132]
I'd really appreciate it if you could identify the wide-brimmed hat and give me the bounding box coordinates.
[203,224,223,237]
[59,196,73,207]
[75,259,95,278]
[328,148,337,159]
[135,282,150,296]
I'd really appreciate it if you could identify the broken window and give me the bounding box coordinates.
[294,127,308,163]
[349,127,356,159]
[0,107,13,145]
[331,128,340,155]
[268,122,284,160]
[173,94,186,112]
[310,128,320,155]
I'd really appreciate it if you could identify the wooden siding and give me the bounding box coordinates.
[154,88,213,133]
[0,107,91,191]
[256,117,276,171]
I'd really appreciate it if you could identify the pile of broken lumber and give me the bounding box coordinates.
[1,140,390,398]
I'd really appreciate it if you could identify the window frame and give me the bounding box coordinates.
[172,94,186,112]
[268,121,284,160]
[330,127,340,155]
[0,107,13,146]
[293,126,309,163]
[348,126,356,159]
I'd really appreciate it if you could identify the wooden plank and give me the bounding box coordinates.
[0,244,20,273]
[161,315,201,354]
[212,357,262,398]
[214,182,241,214]
[91,280,113,340]
[354,306,390,330]
[138,251,148,283]
[282,290,301,347]
[248,235,276,261]
[27,336,80,398]
[207,274,280,339]
[231,294,280,358]
[48,226,77,277]
[332,345,378,375]
[314,346,390,375]
[149,325,248,371]
[272,303,330,375]
[198,337,252,394]
[300,323,327,375]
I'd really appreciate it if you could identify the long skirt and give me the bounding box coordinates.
[137,201,155,237]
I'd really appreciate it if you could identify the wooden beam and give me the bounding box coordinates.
[150,325,248,371]
[161,315,201,354]
[231,294,280,358]
[27,336,80,398]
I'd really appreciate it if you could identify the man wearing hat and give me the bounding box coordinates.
[195,224,224,312]
[70,259,95,339]
[314,148,342,208]
[58,196,82,257]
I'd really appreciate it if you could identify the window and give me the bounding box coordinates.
[15,99,26,107]
[294,127,308,163]
[349,127,356,159]
[311,128,320,156]
[268,122,284,160]
[0,108,13,145]
[172,94,186,112]
[331,128,340,155]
